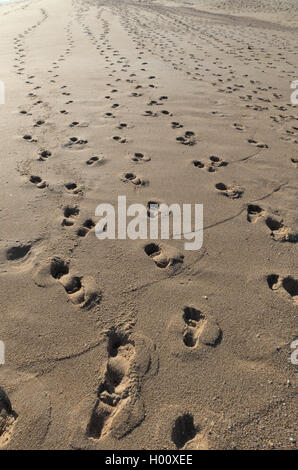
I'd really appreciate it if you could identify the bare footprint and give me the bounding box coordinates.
[248,138,268,149]
[155,406,208,450]
[247,204,264,223]
[265,216,297,243]
[65,182,82,195]
[171,413,198,449]
[267,274,298,305]
[121,172,148,186]
[131,152,151,163]
[176,131,196,146]
[215,182,243,199]
[167,306,222,359]
[62,205,79,227]
[34,257,101,309]
[38,149,51,161]
[86,155,105,166]
[70,330,157,446]
[29,175,47,189]
[76,219,95,238]
[144,242,184,269]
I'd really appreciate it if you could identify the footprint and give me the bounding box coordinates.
[84,330,156,442]
[29,175,47,189]
[23,134,34,142]
[247,208,297,242]
[86,331,137,440]
[167,305,222,359]
[233,122,244,131]
[6,244,31,261]
[131,152,151,163]
[63,266,98,306]
[155,406,207,450]
[192,160,205,169]
[215,182,243,199]
[171,413,197,449]
[144,243,184,269]
[62,205,79,226]
[76,219,95,237]
[265,216,297,243]
[86,155,105,166]
[143,110,158,117]
[35,257,102,309]
[33,120,45,127]
[248,138,268,149]
[117,123,127,130]
[267,274,298,305]
[247,204,264,223]
[65,182,81,194]
[193,156,227,172]
[65,137,88,147]
[176,131,196,146]
[290,157,298,168]
[147,200,160,218]
[208,155,228,171]
[113,136,127,144]
[121,172,148,186]
[182,307,207,348]
[38,149,51,161]
[182,306,222,348]
[0,388,17,447]
[49,257,69,279]
[171,122,183,129]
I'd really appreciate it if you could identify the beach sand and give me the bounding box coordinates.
[0,0,297,450]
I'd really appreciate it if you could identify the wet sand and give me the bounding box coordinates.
[0,0,297,450]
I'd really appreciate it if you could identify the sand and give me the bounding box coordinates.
[0,0,297,450]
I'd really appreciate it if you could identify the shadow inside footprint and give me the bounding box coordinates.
[6,244,31,261]
[282,276,298,298]
[182,307,206,348]
[63,276,82,294]
[265,217,283,232]
[247,204,263,222]
[86,402,109,439]
[267,274,279,290]
[50,257,69,279]
[144,243,160,257]
[171,414,197,449]
[64,205,79,218]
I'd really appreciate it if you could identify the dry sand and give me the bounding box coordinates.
[0,0,297,450]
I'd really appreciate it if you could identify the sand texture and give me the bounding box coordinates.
[0,0,297,450]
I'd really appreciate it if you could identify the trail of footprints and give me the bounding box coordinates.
[4,0,297,449]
